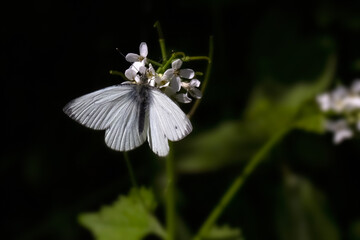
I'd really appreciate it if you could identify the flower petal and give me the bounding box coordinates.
[147,63,155,75]
[134,75,141,84]
[179,69,195,79]
[125,53,140,63]
[163,69,174,80]
[316,93,331,112]
[170,76,181,92]
[138,65,147,75]
[171,59,182,70]
[125,68,137,80]
[189,79,201,88]
[129,61,145,73]
[332,86,348,101]
[334,128,353,144]
[139,42,148,57]
[343,96,360,110]
[175,93,192,103]
[149,78,155,87]
[156,77,169,88]
[164,85,177,97]
[189,87,202,99]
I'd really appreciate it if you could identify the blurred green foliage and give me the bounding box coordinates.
[204,225,243,240]
[177,56,335,173]
[79,188,165,240]
[276,169,340,240]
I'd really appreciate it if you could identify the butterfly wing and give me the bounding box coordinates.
[63,84,147,151]
[147,88,193,156]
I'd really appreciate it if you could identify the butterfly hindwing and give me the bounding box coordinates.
[147,88,193,156]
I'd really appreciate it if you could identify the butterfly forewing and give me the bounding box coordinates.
[104,86,148,151]
[63,85,134,130]
[64,84,147,151]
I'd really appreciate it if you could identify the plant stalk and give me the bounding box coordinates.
[188,36,214,119]
[165,146,176,240]
[193,127,290,239]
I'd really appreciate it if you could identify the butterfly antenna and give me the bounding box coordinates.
[115,48,142,72]
[115,48,126,59]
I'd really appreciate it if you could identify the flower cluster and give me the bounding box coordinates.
[316,79,360,144]
[123,42,202,103]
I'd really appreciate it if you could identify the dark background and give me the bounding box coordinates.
[2,0,360,239]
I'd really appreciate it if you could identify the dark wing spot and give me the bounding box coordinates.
[164,134,166,138]
[175,126,178,129]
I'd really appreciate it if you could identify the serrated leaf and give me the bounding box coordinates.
[276,171,340,240]
[203,225,244,240]
[178,55,335,173]
[79,187,166,240]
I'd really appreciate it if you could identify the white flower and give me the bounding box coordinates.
[325,119,353,144]
[329,86,348,113]
[145,64,159,87]
[154,73,170,88]
[316,85,359,113]
[317,79,360,145]
[163,59,195,92]
[124,65,147,84]
[125,42,148,73]
[182,79,202,99]
[164,79,202,104]
[342,96,360,111]
[174,79,202,103]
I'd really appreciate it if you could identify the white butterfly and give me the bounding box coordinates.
[63,82,192,157]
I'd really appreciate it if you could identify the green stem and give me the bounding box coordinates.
[182,56,211,62]
[123,153,167,239]
[123,152,138,189]
[147,58,163,67]
[156,52,186,73]
[165,145,176,240]
[154,21,167,62]
[109,70,128,82]
[188,36,214,119]
[193,126,291,239]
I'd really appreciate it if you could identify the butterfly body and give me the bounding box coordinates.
[124,82,151,135]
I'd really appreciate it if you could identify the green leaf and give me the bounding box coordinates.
[178,55,335,173]
[294,113,326,133]
[79,187,166,240]
[203,224,244,240]
[276,170,340,240]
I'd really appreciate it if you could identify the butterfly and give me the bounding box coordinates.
[63,81,192,157]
